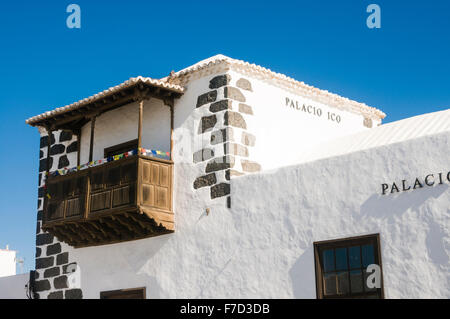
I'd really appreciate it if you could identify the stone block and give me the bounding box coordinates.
[224,143,248,157]
[211,127,234,145]
[200,115,217,133]
[54,275,68,289]
[46,243,62,256]
[224,86,246,102]
[36,257,54,269]
[209,74,231,89]
[224,111,247,129]
[210,99,232,113]
[58,155,70,169]
[236,78,253,91]
[205,156,235,173]
[193,148,215,163]
[193,173,217,189]
[197,91,217,107]
[241,132,256,147]
[56,252,69,265]
[59,130,73,142]
[241,160,261,173]
[211,183,230,199]
[239,103,253,115]
[34,279,51,292]
[44,267,60,278]
[65,289,83,299]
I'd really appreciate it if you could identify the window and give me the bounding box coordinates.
[314,234,384,299]
[104,139,138,158]
[100,287,146,299]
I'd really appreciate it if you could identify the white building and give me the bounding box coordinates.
[25,55,449,299]
[0,273,30,299]
[0,246,16,278]
[0,246,30,299]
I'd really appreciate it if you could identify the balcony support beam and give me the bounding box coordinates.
[88,115,97,162]
[74,128,81,166]
[138,99,144,150]
[170,104,174,161]
[162,96,175,161]
[90,220,109,239]
[125,212,154,234]
[85,222,110,241]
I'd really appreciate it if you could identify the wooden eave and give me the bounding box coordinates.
[27,81,183,132]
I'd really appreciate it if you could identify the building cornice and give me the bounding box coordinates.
[166,55,386,120]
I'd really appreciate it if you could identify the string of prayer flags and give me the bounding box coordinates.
[47,147,170,178]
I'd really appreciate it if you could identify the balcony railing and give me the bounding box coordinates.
[43,154,174,248]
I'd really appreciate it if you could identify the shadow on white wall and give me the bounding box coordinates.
[360,184,448,219]
[289,246,316,298]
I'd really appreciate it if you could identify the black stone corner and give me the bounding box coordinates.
[209,74,231,89]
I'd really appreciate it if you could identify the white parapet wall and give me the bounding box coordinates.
[0,273,30,299]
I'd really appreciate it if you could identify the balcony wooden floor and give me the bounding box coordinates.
[43,155,174,248]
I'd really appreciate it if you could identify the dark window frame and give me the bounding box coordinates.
[313,234,384,299]
[104,139,138,158]
[100,287,146,299]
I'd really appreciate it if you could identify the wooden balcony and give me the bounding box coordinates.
[43,155,174,248]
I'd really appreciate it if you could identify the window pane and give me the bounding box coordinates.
[323,273,337,296]
[350,270,363,293]
[336,271,349,295]
[348,246,361,269]
[362,244,375,267]
[322,249,335,272]
[335,248,348,271]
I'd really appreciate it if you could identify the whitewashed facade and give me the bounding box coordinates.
[26,55,449,299]
[0,247,16,278]
[0,273,30,299]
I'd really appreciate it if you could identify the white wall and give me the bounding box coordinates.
[80,99,170,164]
[227,69,378,170]
[67,130,449,298]
[0,273,29,299]
[0,250,16,277]
[231,131,450,298]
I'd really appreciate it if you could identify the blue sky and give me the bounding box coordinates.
[0,0,449,273]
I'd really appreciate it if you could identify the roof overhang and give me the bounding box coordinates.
[165,54,386,121]
[25,77,184,132]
